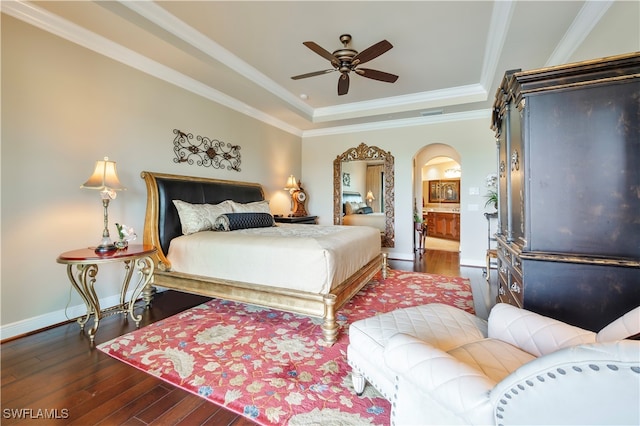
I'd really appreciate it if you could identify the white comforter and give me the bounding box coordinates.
[167,223,381,294]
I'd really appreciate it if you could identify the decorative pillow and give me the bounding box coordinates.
[344,202,354,215]
[229,200,271,214]
[346,201,362,215]
[173,199,233,235]
[213,212,275,231]
[356,206,374,214]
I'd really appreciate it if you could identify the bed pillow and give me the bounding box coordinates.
[356,206,374,214]
[173,199,233,235]
[229,200,271,214]
[345,201,362,215]
[213,212,275,231]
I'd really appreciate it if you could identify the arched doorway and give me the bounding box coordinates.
[414,144,461,254]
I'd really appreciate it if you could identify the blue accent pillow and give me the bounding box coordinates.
[214,212,275,231]
[356,206,374,214]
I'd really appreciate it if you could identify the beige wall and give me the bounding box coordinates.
[1,16,301,337]
[301,114,496,263]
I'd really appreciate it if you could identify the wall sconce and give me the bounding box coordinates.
[366,190,375,206]
[81,157,125,254]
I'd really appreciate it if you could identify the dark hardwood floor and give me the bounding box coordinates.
[1,249,459,425]
[388,248,460,277]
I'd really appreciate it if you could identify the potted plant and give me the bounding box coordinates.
[484,174,498,211]
[484,190,498,211]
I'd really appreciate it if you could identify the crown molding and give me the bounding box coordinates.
[480,0,515,90]
[303,109,492,138]
[120,1,315,121]
[1,0,303,137]
[121,1,491,125]
[312,84,487,123]
[546,0,613,66]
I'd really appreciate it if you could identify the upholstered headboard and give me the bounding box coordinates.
[141,171,265,263]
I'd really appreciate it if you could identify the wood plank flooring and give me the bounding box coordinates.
[1,249,476,425]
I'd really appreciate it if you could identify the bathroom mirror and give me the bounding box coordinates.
[333,143,395,247]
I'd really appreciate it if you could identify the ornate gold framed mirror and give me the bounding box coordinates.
[333,143,395,247]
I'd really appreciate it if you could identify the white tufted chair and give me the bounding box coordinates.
[347,303,640,425]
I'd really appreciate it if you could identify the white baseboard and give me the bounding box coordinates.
[1,289,139,341]
[460,258,485,268]
[385,250,415,261]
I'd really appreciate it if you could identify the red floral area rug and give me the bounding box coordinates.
[98,269,473,426]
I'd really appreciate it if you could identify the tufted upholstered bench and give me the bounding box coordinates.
[347,303,489,399]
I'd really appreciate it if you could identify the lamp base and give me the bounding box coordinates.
[94,235,117,254]
[94,243,117,254]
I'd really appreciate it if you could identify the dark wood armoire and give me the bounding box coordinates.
[490,52,640,332]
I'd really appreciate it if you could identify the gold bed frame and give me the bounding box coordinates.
[140,171,388,345]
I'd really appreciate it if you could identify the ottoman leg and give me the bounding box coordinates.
[352,370,366,396]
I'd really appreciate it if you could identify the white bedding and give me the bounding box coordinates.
[343,212,386,232]
[167,223,381,294]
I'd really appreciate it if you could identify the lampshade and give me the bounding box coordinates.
[284,175,298,191]
[81,157,125,194]
[366,190,375,201]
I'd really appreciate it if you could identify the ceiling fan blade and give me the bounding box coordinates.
[303,41,338,63]
[338,73,350,96]
[291,69,336,80]
[352,40,393,65]
[356,68,399,83]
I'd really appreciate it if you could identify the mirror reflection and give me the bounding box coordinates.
[334,143,395,247]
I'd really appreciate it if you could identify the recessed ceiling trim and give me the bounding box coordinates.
[479,0,515,90]
[120,1,314,120]
[312,84,487,123]
[121,1,491,125]
[303,109,491,138]
[3,0,302,136]
[545,0,613,66]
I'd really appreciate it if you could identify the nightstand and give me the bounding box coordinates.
[57,244,156,343]
[274,215,318,224]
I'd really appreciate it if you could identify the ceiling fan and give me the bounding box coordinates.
[291,34,398,96]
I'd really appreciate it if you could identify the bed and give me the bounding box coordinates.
[140,171,387,346]
[342,191,386,233]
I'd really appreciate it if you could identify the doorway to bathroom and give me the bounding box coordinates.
[414,144,461,255]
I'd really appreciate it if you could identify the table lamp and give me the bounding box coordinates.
[81,157,126,253]
[284,174,299,213]
[366,190,375,206]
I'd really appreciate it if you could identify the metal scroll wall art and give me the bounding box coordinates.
[172,129,241,172]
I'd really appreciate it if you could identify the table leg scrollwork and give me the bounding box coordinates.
[66,264,97,331]
[127,256,155,327]
[67,263,101,342]
[119,259,136,317]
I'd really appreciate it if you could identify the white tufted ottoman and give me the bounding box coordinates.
[347,303,488,399]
